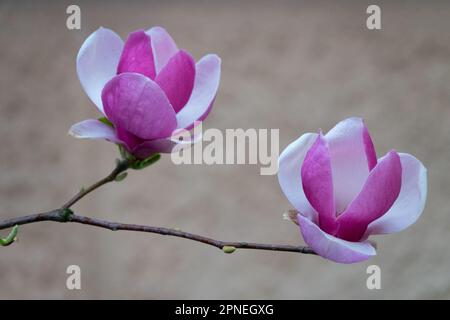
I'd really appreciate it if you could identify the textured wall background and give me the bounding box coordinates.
[0,0,449,299]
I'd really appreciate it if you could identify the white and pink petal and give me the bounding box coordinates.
[175,54,221,130]
[278,133,319,223]
[298,214,376,264]
[301,133,338,234]
[336,150,402,241]
[76,27,124,114]
[68,119,121,143]
[147,26,179,75]
[363,153,427,238]
[325,117,378,213]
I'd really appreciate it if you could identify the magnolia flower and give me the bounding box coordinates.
[69,27,221,158]
[278,118,427,263]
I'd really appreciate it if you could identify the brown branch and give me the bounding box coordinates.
[0,156,315,255]
[0,210,315,254]
[62,159,130,209]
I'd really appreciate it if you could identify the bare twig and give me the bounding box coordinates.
[62,159,130,209]
[0,158,315,255]
[0,211,315,254]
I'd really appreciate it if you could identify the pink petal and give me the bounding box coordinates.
[277,133,319,223]
[68,119,121,143]
[298,214,376,264]
[301,133,338,235]
[132,140,174,158]
[363,153,427,238]
[336,150,402,241]
[155,50,195,113]
[115,126,144,151]
[102,73,177,140]
[175,54,221,129]
[117,30,156,79]
[363,124,377,170]
[132,129,202,159]
[77,27,124,114]
[325,117,378,213]
[146,26,179,75]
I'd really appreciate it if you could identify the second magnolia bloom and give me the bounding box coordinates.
[70,27,221,158]
[278,118,427,263]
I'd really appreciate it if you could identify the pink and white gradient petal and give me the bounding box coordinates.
[301,133,337,234]
[175,54,221,130]
[102,73,177,141]
[298,214,376,264]
[68,119,121,144]
[76,27,124,114]
[147,26,179,75]
[277,132,318,223]
[363,153,427,238]
[336,150,402,241]
[325,117,378,214]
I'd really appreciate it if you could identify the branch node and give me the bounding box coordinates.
[59,208,74,222]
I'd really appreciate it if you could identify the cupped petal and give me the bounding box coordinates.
[336,150,402,241]
[102,72,177,140]
[117,30,156,79]
[147,26,179,75]
[325,117,378,213]
[175,54,221,130]
[278,133,319,223]
[298,214,376,264]
[77,27,124,114]
[301,133,338,234]
[155,50,195,113]
[132,128,202,159]
[363,153,427,238]
[68,119,121,143]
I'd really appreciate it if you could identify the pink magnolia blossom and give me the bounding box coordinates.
[69,27,221,158]
[278,118,427,263]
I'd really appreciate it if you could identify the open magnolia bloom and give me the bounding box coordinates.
[69,27,221,159]
[278,118,427,263]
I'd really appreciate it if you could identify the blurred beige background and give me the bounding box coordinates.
[0,0,449,299]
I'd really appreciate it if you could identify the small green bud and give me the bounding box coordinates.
[222,246,236,254]
[0,225,19,246]
[115,172,128,182]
